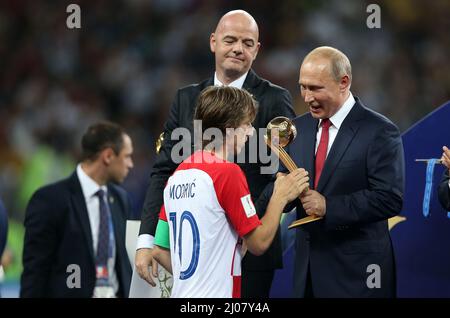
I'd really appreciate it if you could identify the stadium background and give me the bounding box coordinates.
[1,0,449,297]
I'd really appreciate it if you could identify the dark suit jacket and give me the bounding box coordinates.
[20,172,132,298]
[140,69,295,271]
[438,170,450,210]
[288,98,404,297]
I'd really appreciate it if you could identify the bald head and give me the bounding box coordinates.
[215,10,259,40]
[210,10,260,84]
[302,46,352,84]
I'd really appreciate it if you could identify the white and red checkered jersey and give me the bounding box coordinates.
[158,151,261,298]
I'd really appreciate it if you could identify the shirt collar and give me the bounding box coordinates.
[214,71,248,89]
[319,92,355,129]
[76,164,107,200]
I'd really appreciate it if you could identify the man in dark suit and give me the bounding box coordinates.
[21,121,133,298]
[285,46,404,297]
[135,10,295,297]
[438,146,450,210]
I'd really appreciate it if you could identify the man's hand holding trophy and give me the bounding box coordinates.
[264,116,322,229]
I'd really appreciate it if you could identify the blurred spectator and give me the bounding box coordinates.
[20,122,133,297]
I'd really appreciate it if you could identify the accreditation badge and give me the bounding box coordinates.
[96,265,109,280]
[93,286,116,298]
[92,265,115,298]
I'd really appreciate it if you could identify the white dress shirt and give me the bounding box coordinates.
[214,71,248,88]
[136,71,250,250]
[315,93,356,156]
[77,164,118,295]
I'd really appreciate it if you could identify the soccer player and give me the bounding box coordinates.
[152,86,309,298]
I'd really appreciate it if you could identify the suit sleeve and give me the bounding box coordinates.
[139,90,183,236]
[324,121,405,229]
[438,170,450,210]
[253,88,296,215]
[20,189,60,297]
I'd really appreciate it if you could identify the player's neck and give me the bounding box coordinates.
[202,145,227,161]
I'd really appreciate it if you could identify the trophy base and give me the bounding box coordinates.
[288,215,323,229]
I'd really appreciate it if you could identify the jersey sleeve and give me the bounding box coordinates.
[158,204,167,222]
[214,164,261,237]
[154,205,170,249]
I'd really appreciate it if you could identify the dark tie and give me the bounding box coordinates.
[96,189,110,266]
[314,118,331,189]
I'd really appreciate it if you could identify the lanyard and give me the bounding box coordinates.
[422,159,450,218]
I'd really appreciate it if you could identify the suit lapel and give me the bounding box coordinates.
[69,173,95,262]
[107,188,127,284]
[107,189,123,251]
[205,77,214,87]
[242,69,261,92]
[317,102,365,192]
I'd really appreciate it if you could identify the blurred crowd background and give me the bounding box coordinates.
[0,0,449,294]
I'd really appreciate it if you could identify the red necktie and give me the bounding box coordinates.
[314,118,331,189]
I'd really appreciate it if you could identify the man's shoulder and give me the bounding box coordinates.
[106,184,132,211]
[33,175,73,197]
[293,111,314,125]
[356,99,398,130]
[177,77,212,95]
[28,174,75,210]
[260,77,289,92]
[251,73,289,97]
[107,182,128,198]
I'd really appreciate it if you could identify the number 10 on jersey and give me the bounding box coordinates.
[169,211,200,280]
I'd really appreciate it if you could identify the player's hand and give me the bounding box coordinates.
[274,168,309,204]
[135,248,157,286]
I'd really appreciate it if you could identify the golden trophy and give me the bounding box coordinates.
[264,116,323,229]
